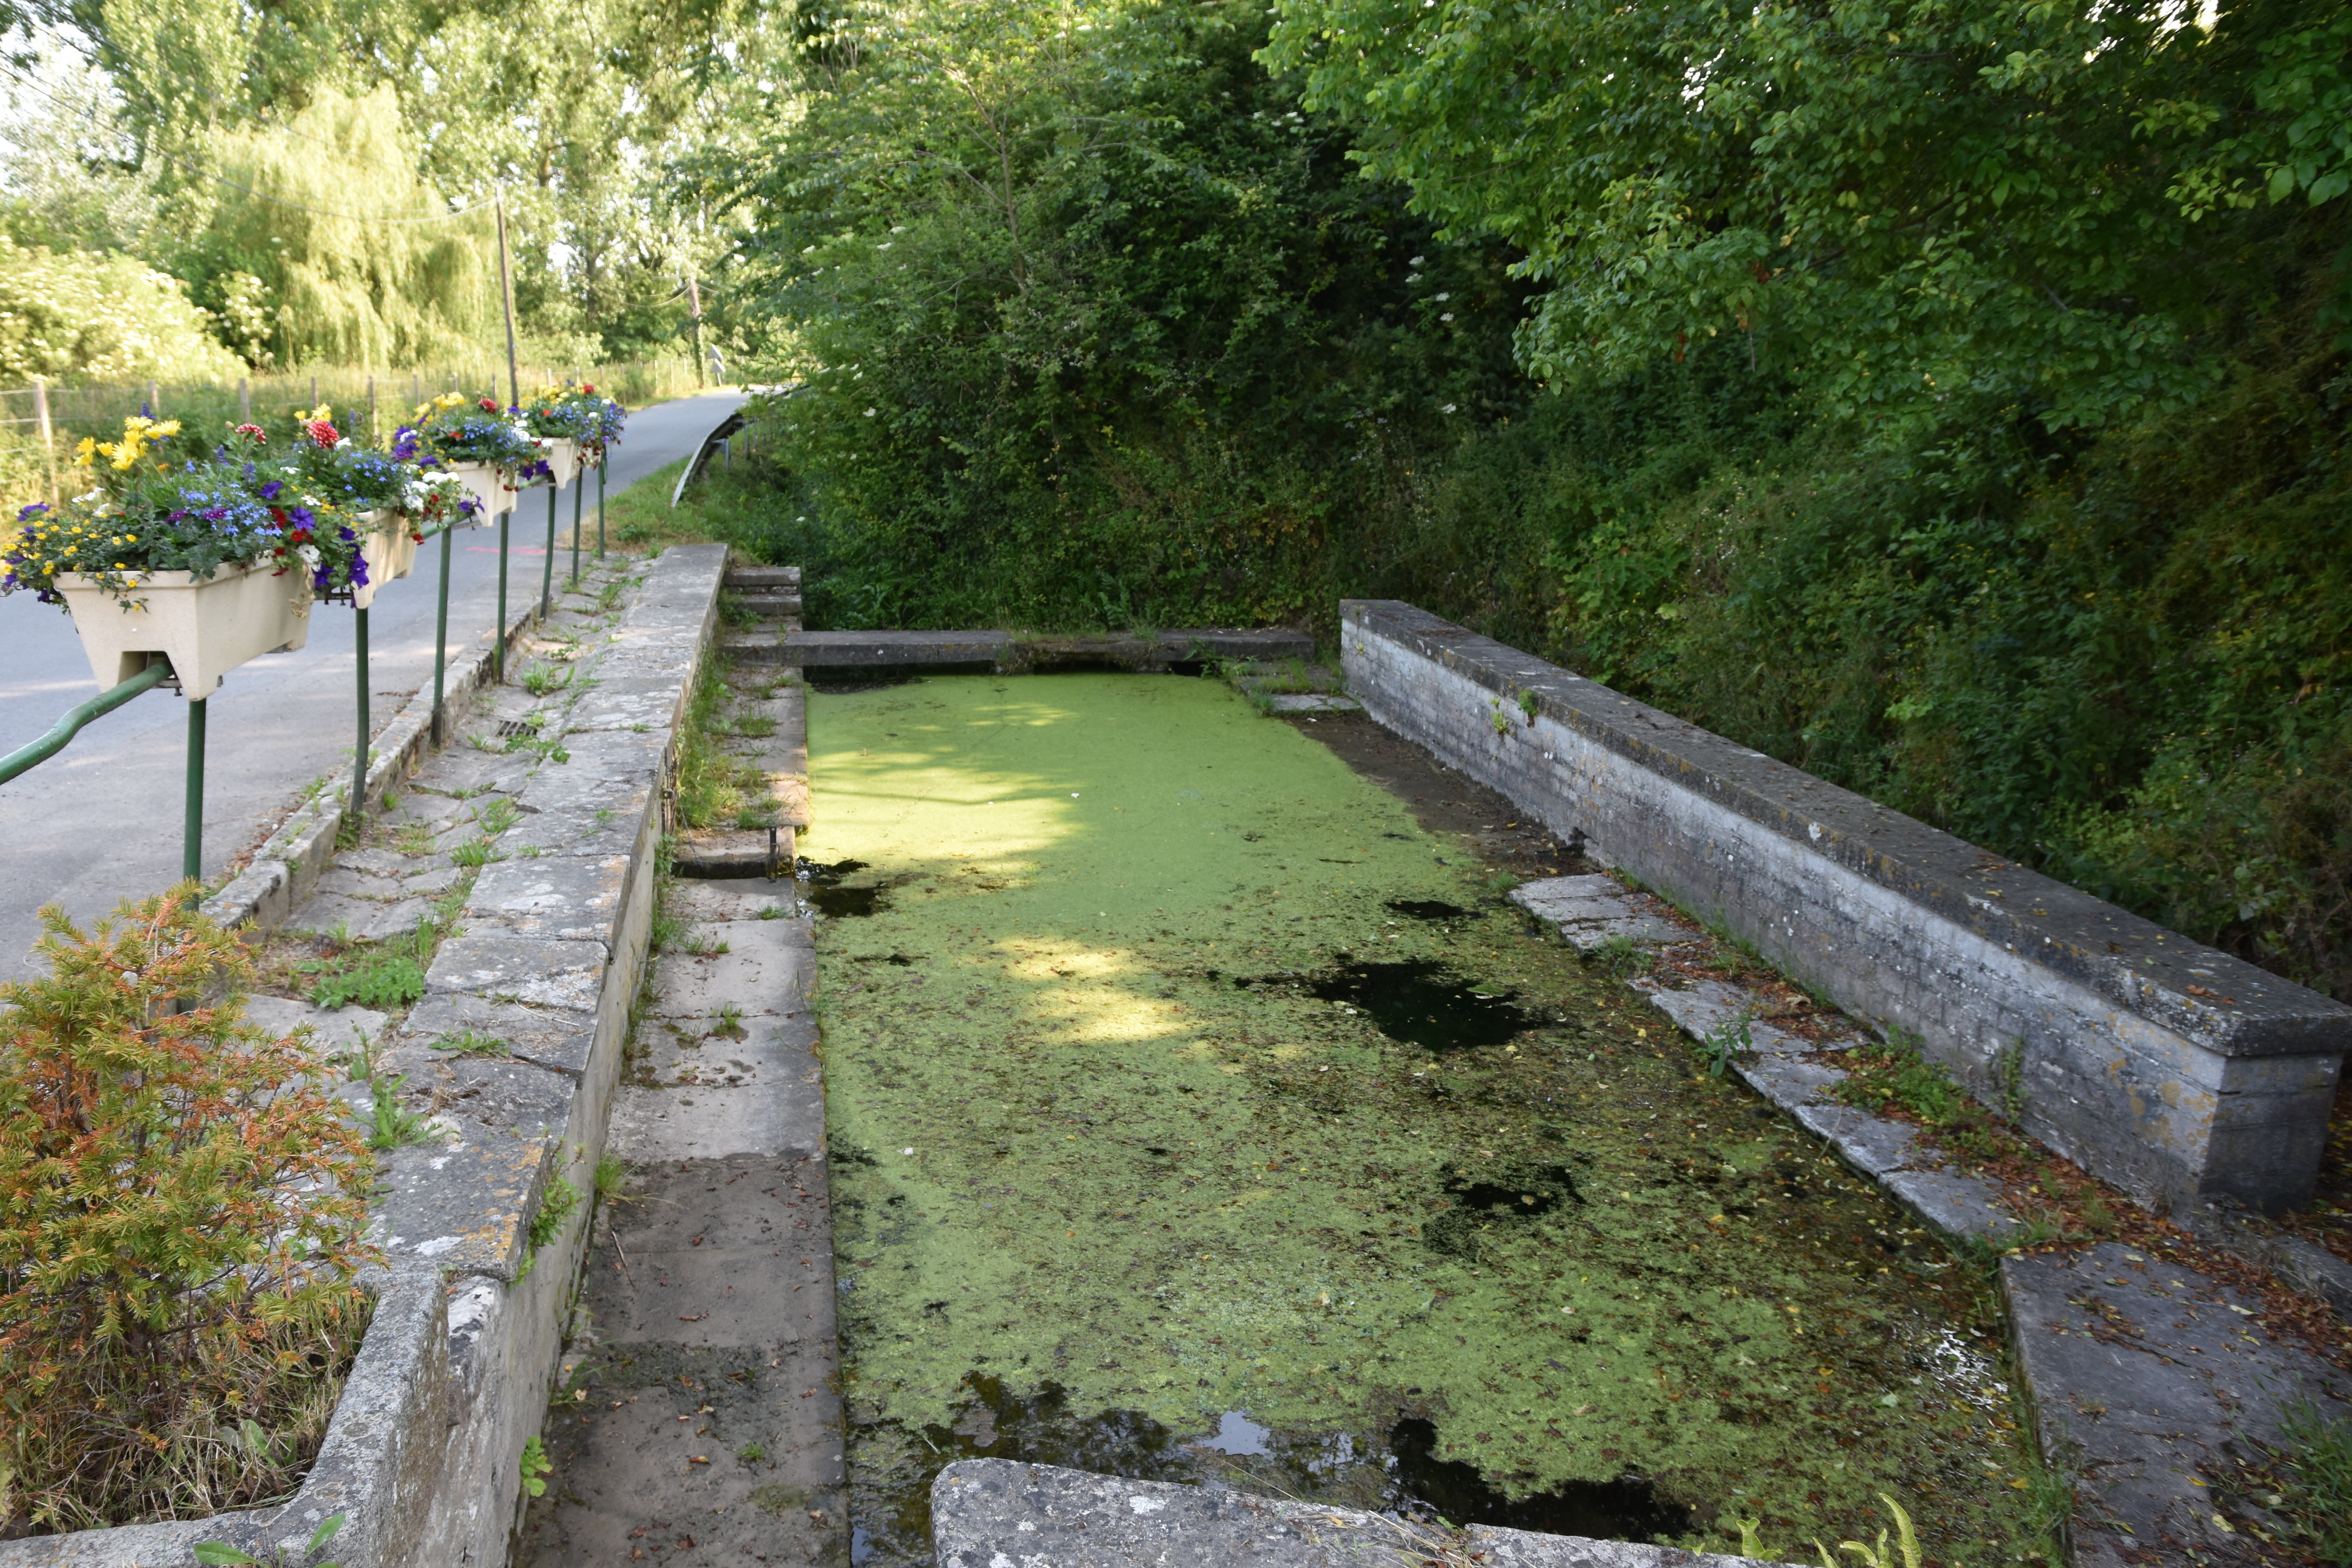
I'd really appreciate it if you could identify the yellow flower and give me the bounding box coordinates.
[74,437,96,465]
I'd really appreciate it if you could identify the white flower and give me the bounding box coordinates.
[297,544,321,567]
[1440,312,1454,322]
[1410,255,1426,265]
[864,407,877,417]
[1443,403,1458,413]
[1434,292,1450,301]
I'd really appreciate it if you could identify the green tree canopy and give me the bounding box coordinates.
[1263,0,2352,433]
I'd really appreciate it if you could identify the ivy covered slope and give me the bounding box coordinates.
[727,0,2352,1003]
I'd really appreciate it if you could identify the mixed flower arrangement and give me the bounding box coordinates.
[550,381,626,463]
[0,408,479,612]
[408,391,541,470]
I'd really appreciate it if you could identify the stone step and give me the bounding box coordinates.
[733,590,804,615]
[724,564,801,590]
[737,626,1316,670]
[763,629,1016,668]
[672,824,797,879]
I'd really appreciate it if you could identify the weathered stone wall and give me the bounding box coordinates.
[0,546,729,1568]
[1341,599,2349,1214]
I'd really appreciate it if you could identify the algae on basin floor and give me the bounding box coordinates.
[808,673,2050,1566]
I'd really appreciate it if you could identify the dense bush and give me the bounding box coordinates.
[0,893,375,1532]
[712,0,2352,1002]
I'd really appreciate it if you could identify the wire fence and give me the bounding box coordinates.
[0,357,704,516]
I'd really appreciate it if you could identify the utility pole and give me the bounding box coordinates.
[686,270,706,388]
[497,193,522,409]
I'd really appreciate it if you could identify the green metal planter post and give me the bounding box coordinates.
[597,459,606,559]
[495,505,511,682]
[352,605,370,824]
[432,521,454,746]
[185,695,207,885]
[541,478,557,619]
[570,466,584,586]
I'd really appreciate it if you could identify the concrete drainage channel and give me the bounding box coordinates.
[749,597,2343,1568]
[18,571,2344,1568]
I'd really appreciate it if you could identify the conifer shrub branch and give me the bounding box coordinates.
[0,891,378,1533]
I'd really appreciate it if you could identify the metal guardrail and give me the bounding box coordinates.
[0,660,172,785]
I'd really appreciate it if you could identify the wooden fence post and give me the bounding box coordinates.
[33,378,56,505]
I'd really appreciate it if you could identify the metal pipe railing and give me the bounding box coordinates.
[0,660,172,785]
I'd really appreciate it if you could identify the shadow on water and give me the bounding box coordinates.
[1287,959,1542,1054]
[1387,898,1471,921]
[797,857,890,918]
[850,1376,1689,1563]
[1388,1418,1693,1541]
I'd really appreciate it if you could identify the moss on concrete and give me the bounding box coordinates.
[811,673,2051,1565]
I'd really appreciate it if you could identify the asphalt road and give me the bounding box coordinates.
[0,388,743,978]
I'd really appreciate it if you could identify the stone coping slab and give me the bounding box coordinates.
[16,547,732,1567]
[929,1459,1788,1568]
[1342,598,2350,1214]
[2005,1242,2351,1568]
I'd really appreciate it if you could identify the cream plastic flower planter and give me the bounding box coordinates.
[544,438,582,488]
[446,462,519,525]
[55,559,313,701]
[351,514,420,610]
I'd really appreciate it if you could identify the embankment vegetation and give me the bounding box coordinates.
[692,0,2352,1003]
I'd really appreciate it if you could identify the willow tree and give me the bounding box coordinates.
[190,85,497,368]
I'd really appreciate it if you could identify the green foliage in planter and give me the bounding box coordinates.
[0,891,376,1532]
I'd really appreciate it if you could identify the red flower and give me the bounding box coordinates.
[479,397,500,411]
[581,383,595,394]
[306,419,339,446]
[234,423,268,442]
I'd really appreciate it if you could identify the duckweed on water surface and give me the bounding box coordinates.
[808,674,2053,1566]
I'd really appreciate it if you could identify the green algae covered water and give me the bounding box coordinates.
[806,673,2052,1567]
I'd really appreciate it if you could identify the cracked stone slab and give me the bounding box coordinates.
[374,1135,551,1280]
[335,846,457,880]
[1267,692,1361,713]
[1791,1102,1930,1177]
[394,993,599,1078]
[312,863,463,901]
[563,675,688,733]
[610,1014,825,1161]
[664,883,799,922]
[1883,1167,2022,1241]
[1734,1054,1846,1112]
[240,993,388,1060]
[411,748,539,799]
[464,854,630,950]
[497,804,648,860]
[2005,1242,2352,1568]
[929,1459,1783,1568]
[391,1049,577,1141]
[515,734,666,816]
[1511,876,1689,951]
[1639,978,1831,1056]
[646,922,814,1020]
[285,891,435,944]
[425,933,609,1011]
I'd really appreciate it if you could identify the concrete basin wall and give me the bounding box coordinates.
[1340,598,2349,1215]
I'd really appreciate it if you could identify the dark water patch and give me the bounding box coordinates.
[852,1380,1689,1564]
[1388,1417,1692,1541]
[1424,1163,1583,1262]
[1306,960,1540,1053]
[1387,898,1471,921]
[809,672,920,693]
[798,857,889,918]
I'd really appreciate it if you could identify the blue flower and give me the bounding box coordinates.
[259,479,284,501]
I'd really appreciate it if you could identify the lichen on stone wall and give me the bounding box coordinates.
[809,673,2053,1567]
